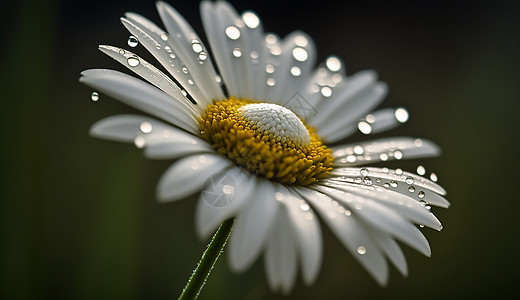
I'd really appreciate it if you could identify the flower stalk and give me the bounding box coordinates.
[178,218,235,300]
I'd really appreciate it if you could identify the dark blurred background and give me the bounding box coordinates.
[2,0,519,299]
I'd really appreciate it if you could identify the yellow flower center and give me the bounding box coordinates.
[199,97,334,186]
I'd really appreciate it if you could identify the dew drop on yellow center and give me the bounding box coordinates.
[199,97,334,186]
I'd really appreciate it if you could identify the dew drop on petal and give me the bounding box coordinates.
[360,168,369,176]
[181,90,187,97]
[127,56,140,67]
[379,153,388,161]
[265,64,275,73]
[383,183,390,188]
[160,33,168,41]
[274,192,284,201]
[430,173,438,182]
[300,203,310,211]
[363,176,373,185]
[395,107,409,123]
[418,191,426,199]
[266,78,276,86]
[295,35,308,47]
[358,121,372,134]
[127,36,138,47]
[326,56,341,72]
[182,67,188,74]
[242,12,260,29]
[357,246,367,255]
[232,48,242,57]
[414,138,423,147]
[140,121,152,133]
[417,165,426,175]
[225,26,241,40]
[408,186,416,193]
[290,66,301,76]
[390,181,398,188]
[405,176,414,184]
[134,136,145,148]
[394,151,403,160]
[198,52,207,61]
[345,210,352,216]
[191,40,203,53]
[353,145,364,155]
[292,47,308,62]
[215,75,222,83]
[321,86,332,97]
[395,168,403,175]
[90,92,99,101]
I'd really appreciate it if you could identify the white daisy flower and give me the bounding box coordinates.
[81,1,449,294]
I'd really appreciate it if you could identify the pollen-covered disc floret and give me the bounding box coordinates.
[199,97,334,185]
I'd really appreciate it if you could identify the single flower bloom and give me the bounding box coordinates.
[81,1,449,293]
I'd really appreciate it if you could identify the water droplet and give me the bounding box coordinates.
[127,56,140,67]
[90,92,99,101]
[418,191,425,199]
[274,192,284,201]
[395,168,403,175]
[127,36,138,47]
[383,183,390,188]
[375,178,381,183]
[346,155,356,163]
[365,114,376,123]
[294,35,308,47]
[395,107,409,123]
[414,139,423,147]
[232,48,242,57]
[417,165,426,176]
[181,90,187,97]
[357,246,367,255]
[363,176,373,185]
[265,34,277,44]
[242,12,260,28]
[394,151,403,160]
[290,66,301,76]
[358,121,372,134]
[354,177,362,184]
[140,121,152,133]
[188,79,194,85]
[353,145,364,155]
[345,210,352,216]
[360,168,369,176]
[379,153,389,161]
[215,75,222,83]
[250,51,259,59]
[321,86,332,97]
[300,203,310,211]
[292,47,308,62]
[198,52,207,61]
[408,186,416,192]
[169,53,176,59]
[160,33,168,41]
[225,26,241,40]
[155,44,161,50]
[134,136,145,148]
[182,67,188,74]
[405,176,414,184]
[430,173,438,182]
[382,167,389,173]
[265,64,275,73]
[326,56,341,72]
[266,78,276,86]
[191,40,203,53]
[390,181,398,188]
[164,46,172,53]
[419,224,425,228]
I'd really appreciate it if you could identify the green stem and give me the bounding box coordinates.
[178,218,235,300]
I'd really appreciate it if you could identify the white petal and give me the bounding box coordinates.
[156,1,225,102]
[120,16,212,107]
[89,114,213,159]
[357,107,409,135]
[263,32,317,104]
[201,1,248,98]
[307,70,378,126]
[294,187,389,285]
[80,69,199,134]
[330,167,449,208]
[97,45,202,115]
[332,137,442,168]
[157,154,231,202]
[313,185,431,257]
[321,178,443,230]
[371,230,408,276]
[318,82,388,143]
[228,179,279,272]
[195,167,255,239]
[281,186,323,285]
[264,208,298,294]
